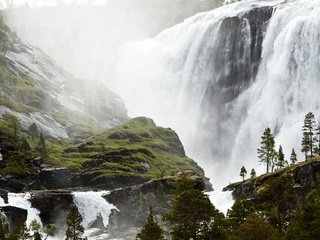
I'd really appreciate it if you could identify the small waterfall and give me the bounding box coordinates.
[208,191,234,215]
[73,191,116,228]
[0,193,42,227]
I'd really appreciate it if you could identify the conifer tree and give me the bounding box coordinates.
[65,205,86,240]
[136,207,164,240]
[250,169,256,179]
[37,132,47,157]
[165,173,217,240]
[315,120,320,156]
[277,145,285,169]
[240,166,247,181]
[290,148,297,165]
[301,132,310,161]
[28,123,39,140]
[302,112,316,159]
[257,128,276,173]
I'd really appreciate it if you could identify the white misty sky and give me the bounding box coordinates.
[0,0,109,9]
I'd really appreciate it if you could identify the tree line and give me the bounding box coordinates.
[240,112,319,180]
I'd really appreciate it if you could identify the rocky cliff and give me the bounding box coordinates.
[224,158,320,202]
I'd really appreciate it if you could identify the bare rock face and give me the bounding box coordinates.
[30,190,73,225]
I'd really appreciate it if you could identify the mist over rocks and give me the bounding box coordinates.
[0,21,128,140]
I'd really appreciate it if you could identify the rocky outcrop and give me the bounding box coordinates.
[223,160,320,201]
[30,190,73,225]
[39,166,74,189]
[104,172,205,239]
[0,206,27,229]
[88,213,106,230]
[0,175,37,193]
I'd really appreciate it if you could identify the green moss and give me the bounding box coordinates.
[45,117,207,183]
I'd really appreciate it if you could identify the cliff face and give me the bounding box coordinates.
[224,159,320,201]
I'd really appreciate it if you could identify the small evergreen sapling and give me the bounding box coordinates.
[136,207,164,240]
[290,148,297,165]
[240,166,247,181]
[65,205,86,240]
[250,169,256,179]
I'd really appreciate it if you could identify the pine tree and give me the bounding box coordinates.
[277,145,285,169]
[28,123,39,140]
[290,148,297,165]
[65,205,86,240]
[302,112,316,159]
[164,173,217,240]
[250,169,256,178]
[257,128,276,173]
[37,132,47,157]
[136,207,164,240]
[315,120,320,156]
[301,132,310,161]
[240,166,247,181]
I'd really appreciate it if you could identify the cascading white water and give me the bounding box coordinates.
[115,0,320,186]
[208,191,234,215]
[73,191,116,228]
[0,193,42,226]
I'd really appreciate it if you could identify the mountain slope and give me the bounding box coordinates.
[0,15,127,140]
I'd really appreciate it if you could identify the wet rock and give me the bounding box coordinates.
[0,206,27,229]
[30,190,73,225]
[224,160,320,201]
[105,172,205,238]
[88,213,106,230]
[39,166,74,189]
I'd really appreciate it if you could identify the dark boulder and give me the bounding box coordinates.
[30,190,73,225]
[0,175,36,193]
[39,166,74,189]
[0,206,27,229]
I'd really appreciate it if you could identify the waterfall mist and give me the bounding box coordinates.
[114,0,320,186]
[1,0,320,188]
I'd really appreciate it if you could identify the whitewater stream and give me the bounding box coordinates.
[0,190,233,239]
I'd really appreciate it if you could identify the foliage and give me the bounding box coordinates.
[240,166,247,181]
[257,128,276,173]
[228,213,283,240]
[165,173,217,240]
[290,148,297,165]
[277,145,285,169]
[0,215,9,240]
[136,207,164,240]
[286,186,320,240]
[250,168,256,178]
[301,112,317,160]
[65,205,86,240]
[227,195,254,230]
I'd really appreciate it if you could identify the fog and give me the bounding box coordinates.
[2,0,218,84]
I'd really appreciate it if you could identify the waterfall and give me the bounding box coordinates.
[0,193,42,227]
[115,0,320,186]
[73,191,116,228]
[208,191,234,215]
